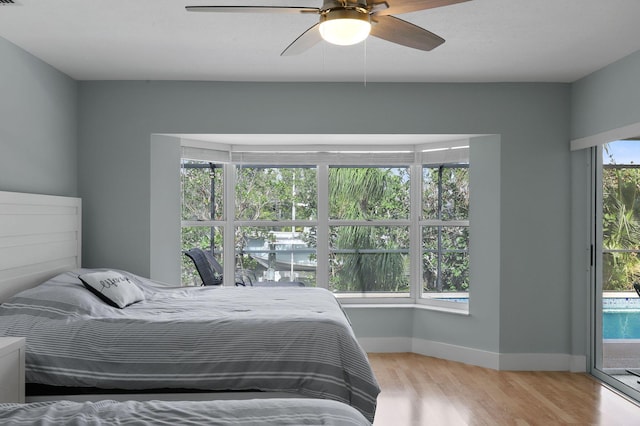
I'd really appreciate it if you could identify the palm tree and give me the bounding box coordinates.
[602,165,640,290]
[329,167,409,292]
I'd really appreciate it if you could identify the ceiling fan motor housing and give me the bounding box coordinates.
[320,7,370,23]
[321,0,370,12]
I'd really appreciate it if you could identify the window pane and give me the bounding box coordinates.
[602,252,640,291]
[422,251,469,293]
[602,142,640,292]
[422,164,470,300]
[602,169,640,252]
[422,167,439,219]
[440,252,469,292]
[422,251,438,290]
[423,226,469,251]
[235,226,317,286]
[441,167,469,220]
[329,167,410,220]
[329,226,410,293]
[423,166,469,220]
[235,166,317,221]
[422,225,469,295]
[181,226,223,286]
[181,161,223,221]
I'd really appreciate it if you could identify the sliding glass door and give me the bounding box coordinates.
[592,140,640,401]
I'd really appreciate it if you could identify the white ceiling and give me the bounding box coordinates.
[1,0,640,83]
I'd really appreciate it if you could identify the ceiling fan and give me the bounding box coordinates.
[186,0,471,56]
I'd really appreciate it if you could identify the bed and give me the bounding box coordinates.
[0,190,379,421]
[0,269,379,421]
[0,398,371,425]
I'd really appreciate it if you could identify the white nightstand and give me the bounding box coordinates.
[0,337,25,403]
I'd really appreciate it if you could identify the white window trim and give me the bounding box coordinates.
[181,141,469,311]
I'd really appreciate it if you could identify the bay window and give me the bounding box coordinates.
[180,142,470,308]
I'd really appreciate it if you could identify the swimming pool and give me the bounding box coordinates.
[603,297,640,339]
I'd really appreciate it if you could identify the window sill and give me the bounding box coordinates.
[341,302,469,316]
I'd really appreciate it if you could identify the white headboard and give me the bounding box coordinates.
[0,191,81,303]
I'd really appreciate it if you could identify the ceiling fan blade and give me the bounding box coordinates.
[370,0,471,17]
[370,15,445,51]
[186,6,319,14]
[281,23,323,56]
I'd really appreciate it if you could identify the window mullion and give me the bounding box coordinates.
[234,220,317,227]
[209,164,216,254]
[410,164,421,301]
[436,166,443,291]
[421,220,469,226]
[328,220,411,226]
[181,220,225,227]
[223,163,236,286]
[317,164,329,289]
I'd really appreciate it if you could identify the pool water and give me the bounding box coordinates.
[603,297,640,339]
[432,297,469,303]
[603,310,640,339]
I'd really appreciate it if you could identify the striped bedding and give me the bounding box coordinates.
[0,398,371,425]
[0,270,379,422]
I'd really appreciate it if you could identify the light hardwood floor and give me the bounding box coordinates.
[368,353,640,426]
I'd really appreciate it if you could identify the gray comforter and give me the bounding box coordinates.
[0,270,379,421]
[0,398,371,425]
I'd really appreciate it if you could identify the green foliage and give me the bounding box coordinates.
[181,162,222,221]
[602,164,640,291]
[423,166,469,220]
[422,166,470,292]
[330,167,409,220]
[234,167,318,284]
[180,162,469,293]
[180,162,224,285]
[329,168,410,292]
[180,161,224,285]
[423,226,469,292]
[329,225,410,292]
[236,167,317,220]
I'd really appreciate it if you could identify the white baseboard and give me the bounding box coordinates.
[358,336,413,353]
[499,352,587,372]
[359,337,587,372]
[569,355,588,373]
[411,338,500,370]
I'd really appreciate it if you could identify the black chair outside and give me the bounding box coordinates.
[634,282,640,298]
[184,248,225,286]
[184,248,305,287]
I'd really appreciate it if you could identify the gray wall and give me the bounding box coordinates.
[0,37,77,197]
[78,81,571,356]
[412,135,501,353]
[570,49,640,367]
[571,50,640,140]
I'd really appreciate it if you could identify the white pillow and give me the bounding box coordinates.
[79,270,145,309]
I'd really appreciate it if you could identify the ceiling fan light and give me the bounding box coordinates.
[319,9,371,46]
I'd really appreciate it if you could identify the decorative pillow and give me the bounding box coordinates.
[78,270,145,309]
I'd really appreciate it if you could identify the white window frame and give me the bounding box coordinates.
[180,140,470,310]
[418,164,470,310]
[326,164,413,302]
